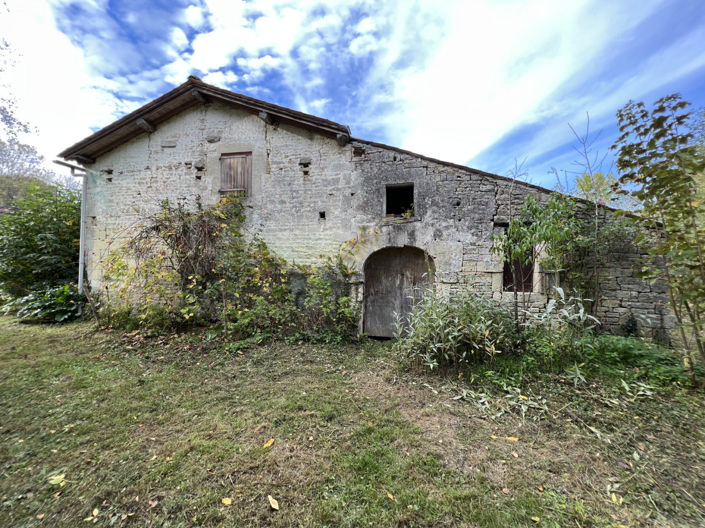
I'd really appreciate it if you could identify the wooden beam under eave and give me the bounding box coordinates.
[136,118,156,133]
[336,133,350,147]
[258,111,277,125]
[191,89,210,104]
[73,154,95,164]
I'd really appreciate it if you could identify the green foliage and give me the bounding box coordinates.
[101,195,360,342]
[575,171,616,203]
[0,174,52,210]
[561,209,638,310]
[217,233,297,342]
[521,287,599,369]
[393,288,518,371]
[2,284,86,323]
[492,194,579,274]
[491,193,580,326]
[612,94,705,382]
[0,183,81,296]
[584,334,697,386]
[293,257,361,343]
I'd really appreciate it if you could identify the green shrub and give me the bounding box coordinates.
[3,284,85,323]
[292,257,360,344]
[521,287,600,369]
[0,183,80,296]
[394,288,517,371]
[101,195,360,342]
[585,334,693,386]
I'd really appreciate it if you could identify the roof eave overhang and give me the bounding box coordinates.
[58,77,351,163]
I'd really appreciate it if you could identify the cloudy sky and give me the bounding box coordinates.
[2,0,705,189]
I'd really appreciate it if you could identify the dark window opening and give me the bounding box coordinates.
[319,211,326,219]
[503,258,534,292]
[220,152,252,195]
[386,183,414,217]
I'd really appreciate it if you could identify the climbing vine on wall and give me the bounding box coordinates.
[101,194,360,342]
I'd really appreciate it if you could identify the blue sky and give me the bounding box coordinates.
[2,0,705,189]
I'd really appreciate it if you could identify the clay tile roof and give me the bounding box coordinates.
[58,76,351,163]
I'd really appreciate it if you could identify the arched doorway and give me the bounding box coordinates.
[363,246,434,338]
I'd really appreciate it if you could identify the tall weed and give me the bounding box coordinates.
[394,288,517,371]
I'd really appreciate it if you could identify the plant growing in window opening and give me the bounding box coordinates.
[491,194,579,330]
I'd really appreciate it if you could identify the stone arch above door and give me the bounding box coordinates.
[363,246,435,338]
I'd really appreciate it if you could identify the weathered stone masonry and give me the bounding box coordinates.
[61,77,672,338]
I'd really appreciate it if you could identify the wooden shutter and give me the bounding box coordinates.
[220,153,251,195]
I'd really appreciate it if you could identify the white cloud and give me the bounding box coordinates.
[169,27,189,53]
[202,70,239,87]
[183,4,207,29]
[349,34,378,56]
[391,0,664,165]
[306,98,331,116]
[4,0,705,186]
[1,0,124,173]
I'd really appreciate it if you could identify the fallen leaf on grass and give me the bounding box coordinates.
[263,438,275,449]
[84,508,99,522]
[48,474,66,487]
[387,492,395,501]
[221,498,232,506]
[506,436,519,442]
[511,452,518,458]
[531,516,540,522]
[268,495,279,510]
[502,488,510,495]
[148,499,159,509]
[37,514,45,520]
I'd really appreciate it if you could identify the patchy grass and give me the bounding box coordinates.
[1,316,704,527]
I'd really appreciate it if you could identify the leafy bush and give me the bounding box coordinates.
[394,288,518,371]
[0,183,80,296]
[101,195,360,342]
[292,257,361,343]
[584,334,695,386]
[521,287,600,369]
[3,284,85,323]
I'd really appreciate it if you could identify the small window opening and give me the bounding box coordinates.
[319,211,326,220]
[106,177,113,183]
[386,183,414,217]
[503,257,534,292]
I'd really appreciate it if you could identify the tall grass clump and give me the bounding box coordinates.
[394,287,517,371]
[520,287,600,370]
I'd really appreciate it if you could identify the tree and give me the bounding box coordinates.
[612,94,705,383]
[491,193,579,329]
[0,183,81,297]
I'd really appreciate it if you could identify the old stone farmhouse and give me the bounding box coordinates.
[59,76,670,338]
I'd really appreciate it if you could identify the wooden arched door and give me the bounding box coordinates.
[363,246,434,337]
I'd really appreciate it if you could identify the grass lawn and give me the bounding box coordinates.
[1,315,704,527]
